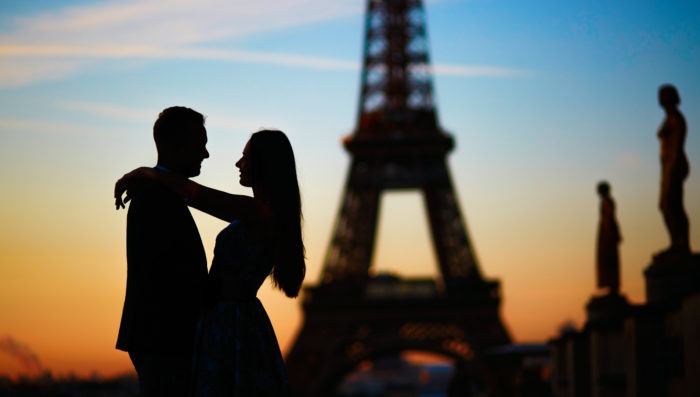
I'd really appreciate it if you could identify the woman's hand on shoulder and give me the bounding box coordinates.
[114,167,153,210]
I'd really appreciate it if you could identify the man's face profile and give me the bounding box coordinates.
[177,124,209,177]
[165,123,209,177]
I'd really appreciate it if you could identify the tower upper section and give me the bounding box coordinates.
[353,0,446,145]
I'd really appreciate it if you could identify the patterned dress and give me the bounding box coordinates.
[191,220,289,396]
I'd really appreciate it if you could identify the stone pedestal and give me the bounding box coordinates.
[682,293,700,397]
[550,332,591,397]
[623,307,665,397]
[585,294,630,397]
[644,253,700,308]
[586,293,630,325]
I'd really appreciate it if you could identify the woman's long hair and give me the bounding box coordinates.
[249,129,306,297]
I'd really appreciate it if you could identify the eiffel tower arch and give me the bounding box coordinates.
[286,1,511,395]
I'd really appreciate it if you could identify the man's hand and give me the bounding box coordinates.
[114,173,133,210]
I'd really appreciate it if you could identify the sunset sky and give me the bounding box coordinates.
[1,0,699,380]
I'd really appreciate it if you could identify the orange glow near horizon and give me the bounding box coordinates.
[0,230,647,382]
[0,187,680,381]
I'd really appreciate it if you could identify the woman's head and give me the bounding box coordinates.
[239,129,306,297]
[237,130,298,199]
[597,181,610,197]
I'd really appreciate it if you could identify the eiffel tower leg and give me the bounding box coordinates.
[322,160,381,282]
[423,163,481,281]
[285,303,366,397]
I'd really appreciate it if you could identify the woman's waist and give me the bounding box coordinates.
[217,289,260,303]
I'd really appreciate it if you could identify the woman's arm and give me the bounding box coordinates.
[114,167,268,223]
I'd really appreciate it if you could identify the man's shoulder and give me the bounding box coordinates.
[127,181,185,214]
[130,180,179,200]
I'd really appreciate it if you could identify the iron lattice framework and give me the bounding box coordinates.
[286,1,510,395]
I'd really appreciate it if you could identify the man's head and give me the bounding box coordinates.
[153,106,209,177]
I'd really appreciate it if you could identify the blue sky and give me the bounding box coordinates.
[1,0,699,377]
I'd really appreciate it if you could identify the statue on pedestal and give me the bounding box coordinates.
[656,84,690,259]
[645,84,699,306]
[596,181,621,295]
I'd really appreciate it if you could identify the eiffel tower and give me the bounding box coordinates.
[286,1,510,395]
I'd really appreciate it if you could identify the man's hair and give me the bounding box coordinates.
[153,106,205,148]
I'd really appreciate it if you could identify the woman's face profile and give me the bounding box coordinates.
[236,140,253,188]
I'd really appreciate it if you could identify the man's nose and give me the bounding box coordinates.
[203,148,210,159]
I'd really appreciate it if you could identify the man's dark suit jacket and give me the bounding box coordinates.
[116,181,208,357]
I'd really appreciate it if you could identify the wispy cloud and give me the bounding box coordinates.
[0,100,152,136]
[0,117,120,136]
[1,44,360,69]
[3,0,362,47]
[433,64,529,77]
[0,57,86,88]
[58,101,155,121]
[0,0,362,87]
[0,0,527,88]
[58,100,264,133]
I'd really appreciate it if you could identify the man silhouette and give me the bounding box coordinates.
[116,106,210,396]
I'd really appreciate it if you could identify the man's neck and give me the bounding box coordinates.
[155,160,189,177]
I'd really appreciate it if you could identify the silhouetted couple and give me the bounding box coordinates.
[114,106,305,397]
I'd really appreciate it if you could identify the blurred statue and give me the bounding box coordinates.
[657,84,690,258]
[596,181,621,294]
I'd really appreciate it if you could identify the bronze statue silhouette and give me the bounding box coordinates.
[656,84,690,258]
[596,181,621,295]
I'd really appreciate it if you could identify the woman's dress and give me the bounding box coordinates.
[192,220,289,396]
